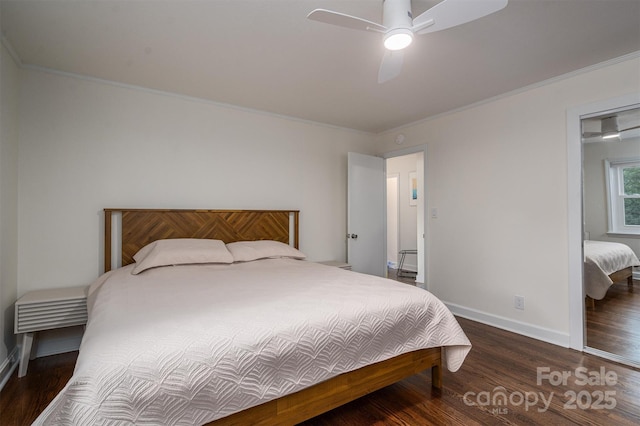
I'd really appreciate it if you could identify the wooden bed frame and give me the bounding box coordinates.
[104,208,300,271]
[586,266,635,309]
[103,208,443,425]
[609,266,635,289]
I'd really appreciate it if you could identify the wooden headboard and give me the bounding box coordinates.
[104,209,300,272]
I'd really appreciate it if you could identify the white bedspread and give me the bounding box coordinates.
[34,259,471,425]
[584,240,639,299]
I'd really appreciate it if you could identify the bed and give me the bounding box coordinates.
[584,240,639,306]
[34,208,471,425]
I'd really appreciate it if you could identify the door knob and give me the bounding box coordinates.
[351,234,358,239]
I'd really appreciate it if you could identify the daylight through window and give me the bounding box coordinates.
[606,158,640,234]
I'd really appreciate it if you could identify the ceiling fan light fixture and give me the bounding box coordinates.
[308,0,510,82]
[602,132,621,140]
[384,28,413,50]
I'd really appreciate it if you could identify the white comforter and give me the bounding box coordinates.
[34,259,471,425]
[584,240,639,299]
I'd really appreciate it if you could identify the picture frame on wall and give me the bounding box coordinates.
[409,171,417,206]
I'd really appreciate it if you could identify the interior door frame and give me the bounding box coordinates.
[386,173,400,269]
[566,92,640,352]
[383,145,427,287]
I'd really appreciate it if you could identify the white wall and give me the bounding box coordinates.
[376,56,640,345]
[17,68,376,296]
[0,42,20,377]
[8,49,640,363]
[583,136,640,259]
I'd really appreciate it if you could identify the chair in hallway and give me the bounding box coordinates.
[397,249,417,278]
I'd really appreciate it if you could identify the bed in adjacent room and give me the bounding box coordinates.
[584,240,639,305]
[33,209,471,425]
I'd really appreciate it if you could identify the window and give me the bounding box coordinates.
[606,158,640,235]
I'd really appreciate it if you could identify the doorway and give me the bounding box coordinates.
[386,154,420,282]
[383,146,426,287]
[582,106,640,365]
[567,93,640,367]
[346,146,426,283]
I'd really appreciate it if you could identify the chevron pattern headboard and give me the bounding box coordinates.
[104,209,300,272]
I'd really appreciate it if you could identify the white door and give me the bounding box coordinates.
[347,152,386,276]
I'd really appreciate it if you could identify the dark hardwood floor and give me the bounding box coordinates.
[1,351,77,425]
[586,279,640,364]
[2,316,639,425]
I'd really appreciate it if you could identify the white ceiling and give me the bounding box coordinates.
[2,0,640,133]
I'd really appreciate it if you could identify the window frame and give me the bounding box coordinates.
[605,157,640,236]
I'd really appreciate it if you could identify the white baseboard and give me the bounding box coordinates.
[388,263,417,272]
[401,262,417,273]
[0,347,20,391]
[0,328,82,391]
[444,302,570,348]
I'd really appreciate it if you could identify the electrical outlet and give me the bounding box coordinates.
[514,295,525,310]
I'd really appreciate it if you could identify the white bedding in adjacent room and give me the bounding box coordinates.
[34,258,471,425]
[584,240,639,299]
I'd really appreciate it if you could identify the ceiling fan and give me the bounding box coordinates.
[582,116,640,140]
[307,0,509,83]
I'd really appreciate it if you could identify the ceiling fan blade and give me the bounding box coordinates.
[378,50,404,84]
[620,124,640,132]
[412,0,508,35]
[307,9,386,33]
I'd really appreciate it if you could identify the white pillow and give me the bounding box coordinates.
[226,240,306,262]
[132,238,233,274]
